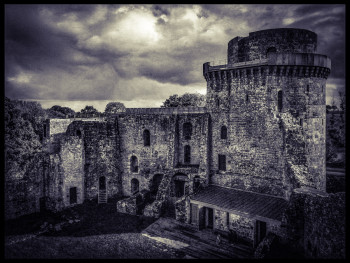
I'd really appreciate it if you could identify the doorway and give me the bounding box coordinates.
[206,207,214,229]
[70,187,77,204]
[256,220,267,245]
[98,176,107,203]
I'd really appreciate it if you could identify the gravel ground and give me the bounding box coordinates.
[5,232,185,259]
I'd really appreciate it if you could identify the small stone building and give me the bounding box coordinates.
[40,28,332,251]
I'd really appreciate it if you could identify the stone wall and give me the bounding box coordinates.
[60,136,85,206]
[117,114,176,196]
[4,152,49,220]
[229,213,255,245]
[227,28,317,64]
[303,192,345,258]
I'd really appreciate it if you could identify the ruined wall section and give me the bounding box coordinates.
[117,113,176,196]
[65,120,121,200]
[4,152,49,219]
[60,136,85,206]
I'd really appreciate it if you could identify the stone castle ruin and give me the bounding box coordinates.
[10,28,344,257]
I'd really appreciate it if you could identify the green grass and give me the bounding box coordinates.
[5,200,185,259]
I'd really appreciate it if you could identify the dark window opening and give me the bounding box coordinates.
[183,122,192,140]
[266,47,277,56]
[143,129,150,146]
[174,180,186,198]
[70,187,77,204]
[151,174,163,194]
[218,154,226,171]
[76,130,81,138]
[216,98,220,107]
[193,176,200,192]
[99,176,106,190]
[43,124,47,138]
[131,178,139,195]
[221,126,227,139]
[300,119,303,126]
[246,94,249,103]
[278,90,283,112]
[306,85,309,93]
[130,156,138,173]
[184,145,191,164]
[227,212,230,226]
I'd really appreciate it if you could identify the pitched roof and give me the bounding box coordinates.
[191,185,288,221]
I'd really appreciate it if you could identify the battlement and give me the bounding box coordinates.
[204,52,331,76]
[228,28,318,64]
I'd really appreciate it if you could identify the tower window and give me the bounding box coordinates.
[43,124,47,138]
[300,119,303,126]
[266,47,277,56]
[306,85,309,93]
[278,90,283,112]
[143,129,150,146]
[130,156,138,173]
[221,126,227,139]
[184,145,191,164]
[183,122,192,140]
[246,94,249,103]
[218,154,226,171]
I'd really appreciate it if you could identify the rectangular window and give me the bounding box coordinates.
[70,187,77,204]
[218,154,226,171]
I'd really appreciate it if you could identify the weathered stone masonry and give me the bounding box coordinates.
[34,28,342,257]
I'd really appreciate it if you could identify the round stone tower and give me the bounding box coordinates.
[203,28,331,199]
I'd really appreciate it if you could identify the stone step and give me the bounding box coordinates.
[144,222,252,259]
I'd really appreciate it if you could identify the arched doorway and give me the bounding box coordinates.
[131,178,139,195]
[98,176,107,203]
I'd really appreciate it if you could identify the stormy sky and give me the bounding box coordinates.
[5,4,345,111]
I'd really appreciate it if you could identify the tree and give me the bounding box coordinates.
[161,93,206,108]
[105,102,126,114]
[78,105,99,117]
[5,97,44,178]
[47,105,75,118]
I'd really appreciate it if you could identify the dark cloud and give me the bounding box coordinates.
[4,4,345,106]
[151,5,169,17]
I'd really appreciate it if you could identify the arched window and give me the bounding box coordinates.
[143,129,150,146]
[76,130,81,138]
[131,178,139,195]
[221,126,227,139]
[184,145,191,164]
[130,156,138,173]
[183,122,192,140]
[278,90,283,112]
